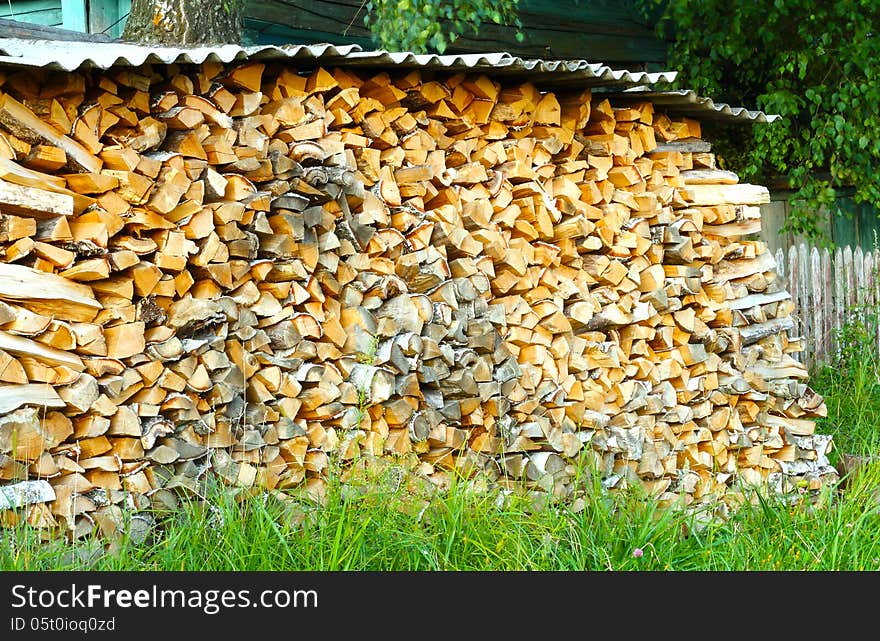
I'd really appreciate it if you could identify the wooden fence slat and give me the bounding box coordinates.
[871,251,880,356]
[875,252,880,356]
[811,246,823,366]
[854,246,863,364]
[834,245,845,361]
[855,245,865,312]
[866,250,877,356]
[844,244,855,367]
[821,247,832,366]
[788,245,800,362]
[844,245,855,314]
[776,242,880,370]
[798,243,811,370]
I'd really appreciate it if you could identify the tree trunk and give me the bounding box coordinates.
[122,0,243,46]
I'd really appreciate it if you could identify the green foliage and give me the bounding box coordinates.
[811,301,880,460]
[363,0,522,54]
[6,458,880,571]
[636,0,880,244]
[222,0,244,15]
[832,304,880,379]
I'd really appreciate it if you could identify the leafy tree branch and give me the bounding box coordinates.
[363,0,522,54]
[637,0,880,244]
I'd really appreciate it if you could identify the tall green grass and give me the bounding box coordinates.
[811,304,880,459]
[4,455,880,571]
[3,315,880,572]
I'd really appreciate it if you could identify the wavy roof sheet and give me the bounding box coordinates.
[601,88,780,123]
[0,38,777,122]
[0,40,361,71]
[0,39,675,87]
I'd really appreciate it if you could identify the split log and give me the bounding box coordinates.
[0,57,835,535]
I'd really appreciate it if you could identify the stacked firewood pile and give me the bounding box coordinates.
[0,56,836,538]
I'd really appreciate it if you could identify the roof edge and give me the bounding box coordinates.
[0,38,777,123]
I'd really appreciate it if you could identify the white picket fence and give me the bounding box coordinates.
[773,243,880,371]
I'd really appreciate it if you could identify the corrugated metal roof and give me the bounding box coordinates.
[602,88,780,124]
[0,38,777,122]
[0,39,676,87]
[332,50,679,89]
[0,39,362,71]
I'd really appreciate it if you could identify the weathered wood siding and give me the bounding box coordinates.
[1,0,129,38]
[760,191,880,256]
[243,0,666,65]
[0,0,63,27]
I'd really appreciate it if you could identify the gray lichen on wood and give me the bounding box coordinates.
[0,480,55,510]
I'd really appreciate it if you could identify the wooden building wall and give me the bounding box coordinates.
[2,0,666,68]
[759,192,880,255]
[0,0,64,28]
[243,0,666,66]
[0,0,130,38]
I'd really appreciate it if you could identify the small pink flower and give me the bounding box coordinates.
[633,548,644,558]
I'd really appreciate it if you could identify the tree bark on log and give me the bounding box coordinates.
[122,0,243,45]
